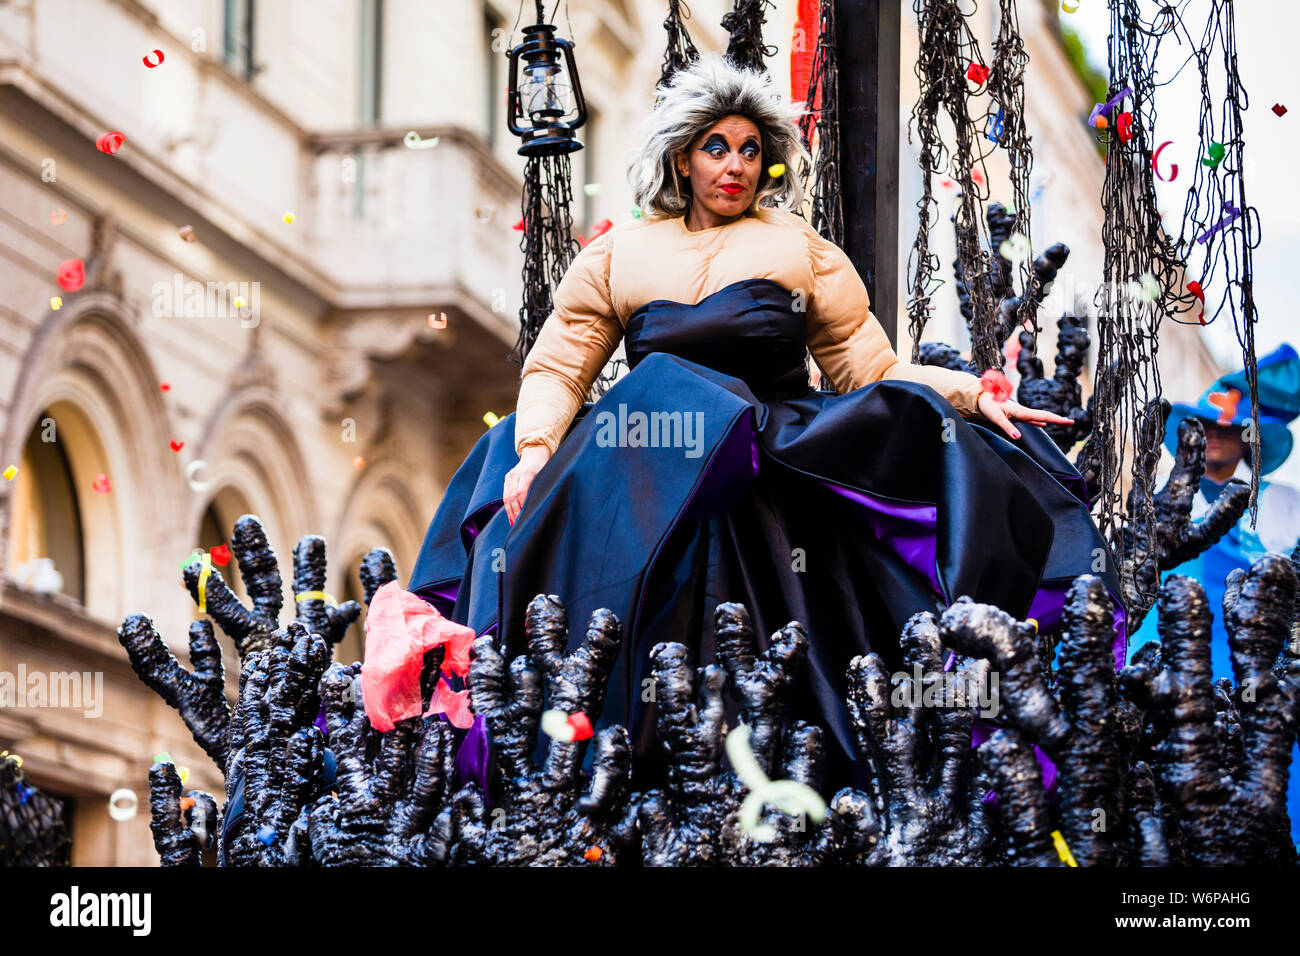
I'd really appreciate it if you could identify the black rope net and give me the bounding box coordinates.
[1093,0,1259,611]
[721,0,777,72]
[1169,0,1261,519]
[907,0,998,370]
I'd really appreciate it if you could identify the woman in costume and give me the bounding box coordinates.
[410,54,1126,790]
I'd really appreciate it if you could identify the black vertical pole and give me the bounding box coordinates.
[836,0,901,346]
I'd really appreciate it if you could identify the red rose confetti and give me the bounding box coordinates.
[142,50,164,68]
[209,544,231,567]
[1115,111,1134,144]
[159,382,171,392]
[57,258,85,292]
[980,369,1012,402]
[966,63,989,86]
[92,473,112,493]
[96,131,126,155]
[50,209,67,225]
[169,440,184,452]
[1273,103,1287,117]
[1186,279,1207,323]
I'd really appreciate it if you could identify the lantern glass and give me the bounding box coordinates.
[521,61,573,120]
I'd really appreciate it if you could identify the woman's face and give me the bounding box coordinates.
[675,115,763,220]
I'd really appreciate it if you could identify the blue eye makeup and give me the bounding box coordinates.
[699,135,761,159]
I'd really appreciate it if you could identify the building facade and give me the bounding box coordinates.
[0,0,1221,865]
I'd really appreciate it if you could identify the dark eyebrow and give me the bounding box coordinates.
[701,133,761,149]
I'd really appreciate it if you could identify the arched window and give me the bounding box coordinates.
[333,556,368,667]
[9,411,85,603]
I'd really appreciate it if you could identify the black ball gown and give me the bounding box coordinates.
[409,227,1127,796]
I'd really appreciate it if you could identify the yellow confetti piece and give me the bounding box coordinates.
[178,766,190,786]
[197,552,211,613]
[3,465,16,481]
[282,212,295,224]
[50,296,62,310]
[483,411,500,428]
[1052,829,1078,867]
[767,163,786,178]
[295,590,336,606]
[234,296,245,309]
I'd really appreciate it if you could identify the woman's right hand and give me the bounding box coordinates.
[504,445,552,525]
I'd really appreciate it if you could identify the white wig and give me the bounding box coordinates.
[628,53,812,219]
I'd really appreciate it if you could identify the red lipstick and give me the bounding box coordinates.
[719,183,744,195]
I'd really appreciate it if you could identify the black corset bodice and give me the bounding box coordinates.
[624,279,811,399]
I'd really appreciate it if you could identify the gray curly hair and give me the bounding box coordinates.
[628,53,812,219]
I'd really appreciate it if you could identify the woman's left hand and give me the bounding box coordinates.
[976,391,1074,440]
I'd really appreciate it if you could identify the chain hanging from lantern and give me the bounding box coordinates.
[506,1,588,369]
[658,0,700,91]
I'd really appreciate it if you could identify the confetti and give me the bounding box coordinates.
[726,724,826,842]
[142,49,164,68]
[50,296,62,310]
[108,789,138,821]
[3,466,16,481]
[96,131,126,155]
[403,131,440,150]
[1115,111,1134,144]
[92,473,112,493]
[767,163,786,178]
[985,107,1005,143]
[428,313,447,329]
[1061,0,1079,11]
[233,296,245,309]
[49,208,66,225]
[282,212,295,224]
[1137,272,1161,302]
[185,459,212,492]
[178,766,190,785]
[582,183,602,196]
[178,224,196,242]
[1151,140,1178,182]
[57,258,85,292]
[631,206,644,219]
[197,552,212,612]
[966,62,989,86]
[583,846,603,861]
[1207,387,1242,425]
[352,456,365,469]
[512,218,526,232]
[179,796,195,812]
[160,382,171,391]
[1273,103,1287,117]
[1201,141,1225,169]
[1186,279,1207,324]
[1197,200,1242,244]
[540,709,593,742]
[483,411,500,428]
[169,439,184,452]
[154,752,173,765]
[1051,829,1078,867]
[997,233,1031,264]
[1088,87,1131,129]
[256,825,276,846]
[295,590,336,605]
[210,544,230,566]
[980,369,1013,402]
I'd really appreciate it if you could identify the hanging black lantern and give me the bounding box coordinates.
[507,20,588,157]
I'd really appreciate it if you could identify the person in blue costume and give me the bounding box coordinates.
[409,54,1127,795]
[1129,342,1300,842]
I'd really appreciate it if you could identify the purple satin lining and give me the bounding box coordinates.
[416,580,460,618]
[455,713,492,797]
[314,702,328,738]
[972,721,1058,792]
[681,415,761,521]
[1026,581,1129,671]
[819,479,945,599]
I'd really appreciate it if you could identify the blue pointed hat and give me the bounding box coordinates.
[1163,343,1300,476]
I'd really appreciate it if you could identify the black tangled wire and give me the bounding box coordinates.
[658,0,700,91]
[1092,0,1260,607]
[722,0,778,73]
